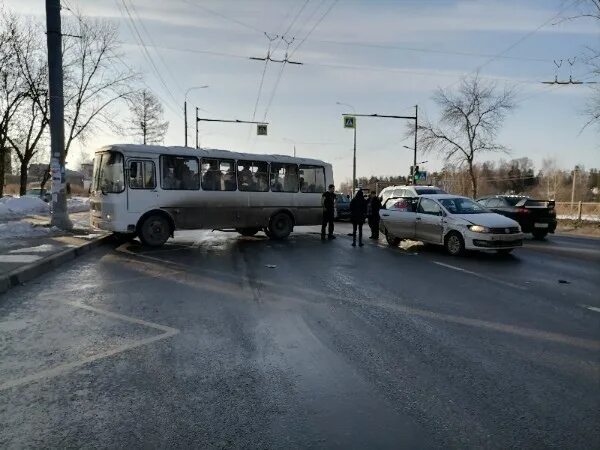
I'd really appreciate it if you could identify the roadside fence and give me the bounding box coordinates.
[555,202,600,222]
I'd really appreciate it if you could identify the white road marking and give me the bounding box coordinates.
[0,301,179,392]
[581,305,600,313]
[0,254,42,263]
[432,261,526,290]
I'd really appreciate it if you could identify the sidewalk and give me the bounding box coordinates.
[0,211,111,294]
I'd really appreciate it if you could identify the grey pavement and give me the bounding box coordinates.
[0,223,599,449]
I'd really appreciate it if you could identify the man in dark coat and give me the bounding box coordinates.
[350,189,367,247]
[367,192,382,239]
[321,184,336,240]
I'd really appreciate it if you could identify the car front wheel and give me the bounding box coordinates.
[532,230,548,240]
[385,229,401,247]
[445,231,465,256]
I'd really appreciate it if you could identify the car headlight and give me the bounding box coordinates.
[468,225,490,233]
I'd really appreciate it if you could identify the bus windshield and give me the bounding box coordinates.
[93,151,124,193]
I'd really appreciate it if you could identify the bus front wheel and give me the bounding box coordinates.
[139,214,171,247]
[268,213,293,240]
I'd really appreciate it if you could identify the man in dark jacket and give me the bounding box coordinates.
[321,184,336,240]
[367,192,382,239]
[350,189,367,247]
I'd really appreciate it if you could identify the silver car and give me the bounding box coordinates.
[380,194,524,255]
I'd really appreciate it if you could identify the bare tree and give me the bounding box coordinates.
[6,15,49,195]
[0,11,28,196]
[415,75,516,198]
[39,11,139,188]
[127,89,169,145]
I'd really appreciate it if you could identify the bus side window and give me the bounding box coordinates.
[129,160,156,189]
[161,155,199,190]
[270,164,298,192]
[238,160,268,192]
[202,158,236,191]
[299,165,325,193]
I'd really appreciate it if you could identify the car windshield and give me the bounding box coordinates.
[505,197,527,206]
[439,197,489,214]
[336,194,349,203]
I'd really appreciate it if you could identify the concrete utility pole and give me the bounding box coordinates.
[352,122,357,192]
[571,165,579,208]
[46,0,72,229]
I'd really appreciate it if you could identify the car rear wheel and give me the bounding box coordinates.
[236,227,259,237]
[268,213,293,240]
[445,231,465,256]
[385,229,401,247]
[532,230,548,240]
[139,214,171,247]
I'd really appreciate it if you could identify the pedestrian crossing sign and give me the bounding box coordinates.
[257,124,268,135]
[343,115,356,128]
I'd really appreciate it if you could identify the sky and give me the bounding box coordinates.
[7,0,600,184]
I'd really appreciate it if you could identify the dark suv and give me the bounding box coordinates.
[476,195,557,239]
[335,193,351,220]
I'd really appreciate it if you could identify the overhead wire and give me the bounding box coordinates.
[289,0,339,58]
[126,0,185,97]
[117,0,182,113]
[271,0,310,56]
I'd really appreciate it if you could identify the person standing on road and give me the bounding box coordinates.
[367,192,382,240]
[321,184,336,240]
[350,188,367,247]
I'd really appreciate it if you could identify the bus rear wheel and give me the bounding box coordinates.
[237,227,259,237]
[268,213,293,240]
[139,214,171,247]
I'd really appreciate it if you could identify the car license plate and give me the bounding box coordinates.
[534,223,549,228]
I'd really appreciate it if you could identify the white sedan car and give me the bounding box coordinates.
[380,194,524,255]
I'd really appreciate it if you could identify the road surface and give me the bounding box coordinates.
[1,223,599,448]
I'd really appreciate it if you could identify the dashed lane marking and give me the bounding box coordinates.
[432,261,526,290]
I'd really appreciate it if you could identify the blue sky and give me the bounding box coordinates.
[10,0,600,183]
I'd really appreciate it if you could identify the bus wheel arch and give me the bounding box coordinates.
[137,209,175,247]
[268,209,295,240]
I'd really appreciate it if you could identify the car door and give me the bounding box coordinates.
[415,198,444,243]
[380,197,417,238]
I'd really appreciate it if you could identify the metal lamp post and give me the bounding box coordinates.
[184,85,208,147]
[336,102,356,191]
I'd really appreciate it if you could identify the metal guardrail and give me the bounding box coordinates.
[555,202,600,222]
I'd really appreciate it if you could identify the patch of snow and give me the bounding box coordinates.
[0,196,48,220]
[68,196,90,213]
[0,254,42,263]
[0,221,56,238]
[9,244,57,254]
[558,214,600,222]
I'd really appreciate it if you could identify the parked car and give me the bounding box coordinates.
[380,194,523,255]
[379,185,447,205]
[25,187,51,203]
[334,193,351,220]
[476,195,556,239]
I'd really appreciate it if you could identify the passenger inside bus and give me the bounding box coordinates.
[202,160,221,191]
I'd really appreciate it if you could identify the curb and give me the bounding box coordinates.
[0,234,113,295]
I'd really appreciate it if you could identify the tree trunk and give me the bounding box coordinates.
[0,147,5,197]
[468,162,477,198]
[19,159,29,196]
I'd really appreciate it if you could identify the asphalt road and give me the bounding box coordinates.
[1,223,599,449]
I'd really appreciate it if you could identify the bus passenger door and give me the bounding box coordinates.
[126,160,159,213]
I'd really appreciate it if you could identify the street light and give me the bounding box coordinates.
[283,138,297,157]
[336,101,357,191]
[184,85,208,147]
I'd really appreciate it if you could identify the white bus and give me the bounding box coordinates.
[90,144,334,246]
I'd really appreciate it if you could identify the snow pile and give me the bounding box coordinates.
[0,196,49,220]
[0,221,56,238]
[68,196,90,213]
